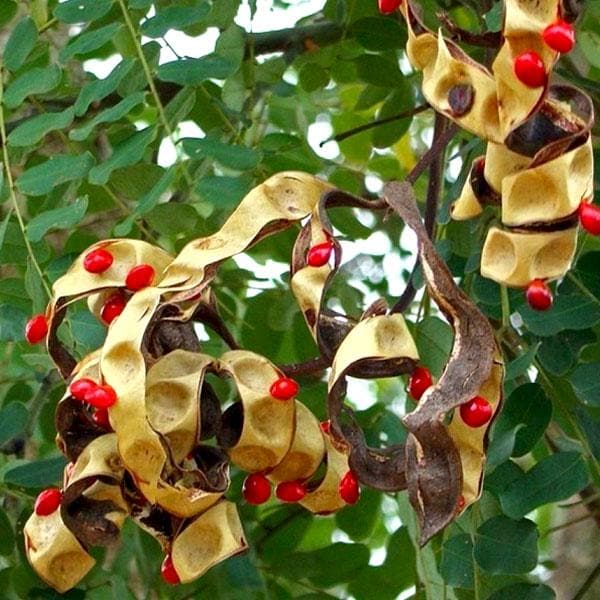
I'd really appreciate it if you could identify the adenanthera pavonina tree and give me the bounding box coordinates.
[0,0,599,598]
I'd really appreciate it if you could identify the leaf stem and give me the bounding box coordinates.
[566,272,600,306]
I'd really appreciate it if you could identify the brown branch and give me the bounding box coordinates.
[438,12,503,48]
[279,355,330,377]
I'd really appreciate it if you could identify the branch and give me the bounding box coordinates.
[438,12,503,48]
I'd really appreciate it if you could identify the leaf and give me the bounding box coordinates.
[4,16,38,72]
[505,342,540,380]
[69,92,145,141]
[570,362,600,407]
[0,402,28,446]
[372,86,414,148]
[141,0,210,37]
[299,63,330,92]
[157,55,238,85]
[3,456,67,488]
[518,295,600,336]
[182,136,261,170]
[59,23,121,62]
[7,107,74,147]
[0,509,14,556]
[0,1,17,28]
[474,516,538,575]
[487,583,556,600]
[145,204,199,237]
[195,175,253,208]
[351,17,406,51]
[3,64,62,109]
[27,196,88,242]
[537,329,595,376]
[88,127,156,185]
[17,153,95,196]
[355,54,403,87]
[440,534,474,589]
[335,488,381,541]
[415,316,453,377]
[25,257,46,314]
[215,24,246,67]
[499,452,589,519]
[579,31,600,70]
[0,211,11,254]
[54,0,113,23]
[75,58,136,116]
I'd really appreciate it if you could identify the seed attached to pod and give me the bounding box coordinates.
[101,292,127,324]
[243,473,272,505]
[459,396,493,428]
[543,19,575,54]
[270,376,299,400]
[307,240,334,267]
[85,384,118,409]
[408,366,433,401]
[125,264,155,291]
[579,200,600,236]
[92,408,111,429]
[448,83,475,117]
[514,51,546,88]
[83,248,113,274]
[276,480,306,502]
[69,378,97,401]
[34,488,62,516]
[339,470,360,505]
[526,279,553,311]
[320,420,331,434]
[161,554,180,585]
[378,0,402,14]
[25,315,48,344]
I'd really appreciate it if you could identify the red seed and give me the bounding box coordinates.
[579,200,600,236]
[514,51,547,88]
[92,408,111,429]
[543,19,575,54]
[83,248,114,274]
[243,473,271,505]
[378,0,402,14]
[100,292,127,324]
[339,470,360,505]
[408,366,433,401]
[526,279,553,311]
[270,376,299,401]
[125,263,155,291]
[457,495,466,510]
[69,378,97,401]
[320,420,331,434]
[307,240,334,267]
[34,488,62,516]
[459,396,493,428]
[276,480,306,502]
[160,554,180,585]
[85,384,118,408]
[25,315,48,344]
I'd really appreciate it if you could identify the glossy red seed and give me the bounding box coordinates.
[457,495,466,510]
[579,201,600,236]
[514,51,546,88]
[161,554,180,585]
[243,473,272,505]
[270,376,299,400]
[25,314,48,344]
[378,0,402,14]
[69,378,97,401]
[83,248,114,274]
[320,420,331,434]
[307,240,334,267]
[85,384,118,408]
[276,480,306,502]
[526,279,553,311]
[125,263,155,291]
[408,366,433,401]
[543,19,575,53]
[459,396,493,428]
[100,293,126,325]
[339,470,360,505]
[34,488,62,516]
[92,408,111,429]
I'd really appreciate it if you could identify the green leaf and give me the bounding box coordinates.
[3,64,62,109]
[474,516,538,575]
[4,17,38,72]
[355,54,403,87]
[182,136,261,170]
[69,309,106,352]
[487,583,556,600]
[157,55,238,85]
[88,127,156,185]
[4,456,67,488]
[518,295,600,337]
[0,1,17,28]
[7,107,74,147]
[75,58,136,116]
[141,1,210,37]
[54,0,113,23]
[145,204,199,237]
[59,23,121,62]
[69,92,145,141]
[25,256,46,313]
[335,488,381,541]
[27,196,88,242]
[351,17,406,51]
[0,509,14,556]
[415,316,453,377]
[17,153,95,196]
[499,452,589,519]
[537,329,595,376]
[372,86,413,148]
[0,211,11,254]
[299,63,330,92]
[195,175,253,208]
[440,534,474,589]
[505,342,540,380]
[579,31,600,70]
[484,2,504,31]
[0,402,28,446]
[215,24,246,67]
[570,362,600,407]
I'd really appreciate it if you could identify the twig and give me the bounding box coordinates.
[280,355,330,377]
[438,12,503,48]
[573,561,600,600]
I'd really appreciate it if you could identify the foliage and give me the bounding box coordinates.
[0,0,599,598]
